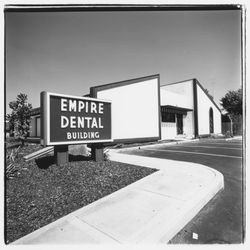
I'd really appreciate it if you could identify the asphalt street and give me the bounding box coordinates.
[122,138,244,244]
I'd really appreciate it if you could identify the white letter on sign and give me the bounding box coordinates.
[99,117,104,128]
[78,101,85,112]
[91,117,98,128]
[78,117,84,128]
[61,99,67,111]
[67,132,72,139]
[99,103,104,114]
[69,100,77,112]
[61,116,69,128]
[91,102,97,113]
[70,116,76,128]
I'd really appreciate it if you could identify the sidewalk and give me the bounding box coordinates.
[13,151,224,244]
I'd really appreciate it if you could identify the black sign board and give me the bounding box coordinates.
[40,92,112,146]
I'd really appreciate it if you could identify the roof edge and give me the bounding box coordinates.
[194,79,222,113]
[160,78,195,87]
[161,78,222,113]
[90,74,160,97]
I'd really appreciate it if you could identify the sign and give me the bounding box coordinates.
[40,92,112,146]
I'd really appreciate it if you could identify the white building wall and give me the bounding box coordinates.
[183,111,194,137]
[161,122,176,139]
[160,89,187,107]
[213,108,222,134]
[197,84,221,135]
[96,78,160,141]
[30,78,221,140]
[161,112,194,140]
[160,80,194,139]
[161,80,194,109]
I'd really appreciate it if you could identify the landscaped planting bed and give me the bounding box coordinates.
[5,142,157,244]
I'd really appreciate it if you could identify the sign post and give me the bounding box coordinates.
[40,92,112,164]
[90,143,104,162]
[54,145,69,165]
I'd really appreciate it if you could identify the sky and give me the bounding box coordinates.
[5,8,242,113]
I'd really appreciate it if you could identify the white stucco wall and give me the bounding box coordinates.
[197,84,221,135]
[213,107,222,134]
[161,122,176,139]
[160,80,194,140]
[96,78,160,141]
[161,80,194,109]
[183,111,194,136]
[161,112,194,140]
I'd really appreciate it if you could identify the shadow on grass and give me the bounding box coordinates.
[69,154,91,162]
[35,154,91,169]
[35,155,55,169]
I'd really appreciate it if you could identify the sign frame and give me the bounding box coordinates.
[40,91,113,146]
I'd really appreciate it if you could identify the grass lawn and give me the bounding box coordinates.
[5,141,157,244]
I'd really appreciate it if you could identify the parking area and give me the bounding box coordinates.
[122,137,244,243]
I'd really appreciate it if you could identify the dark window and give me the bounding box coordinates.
[209,107,214,133]
[162,112,175,123]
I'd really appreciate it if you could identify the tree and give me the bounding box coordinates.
[6,93,32,146]
[220,88,242,120]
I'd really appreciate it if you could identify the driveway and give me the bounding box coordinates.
[121,137,244,243]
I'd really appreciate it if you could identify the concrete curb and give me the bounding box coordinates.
[115,138,200,152]
[12,170,162,245]
[225,136,242,141]
[12,151,224,244]
[107,152,224,243]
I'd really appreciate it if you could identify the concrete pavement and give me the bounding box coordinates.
[13,150,224,244]
[119,138,243,243]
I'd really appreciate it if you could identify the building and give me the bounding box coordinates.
[29,75,222,142]
[160,78,221,140]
